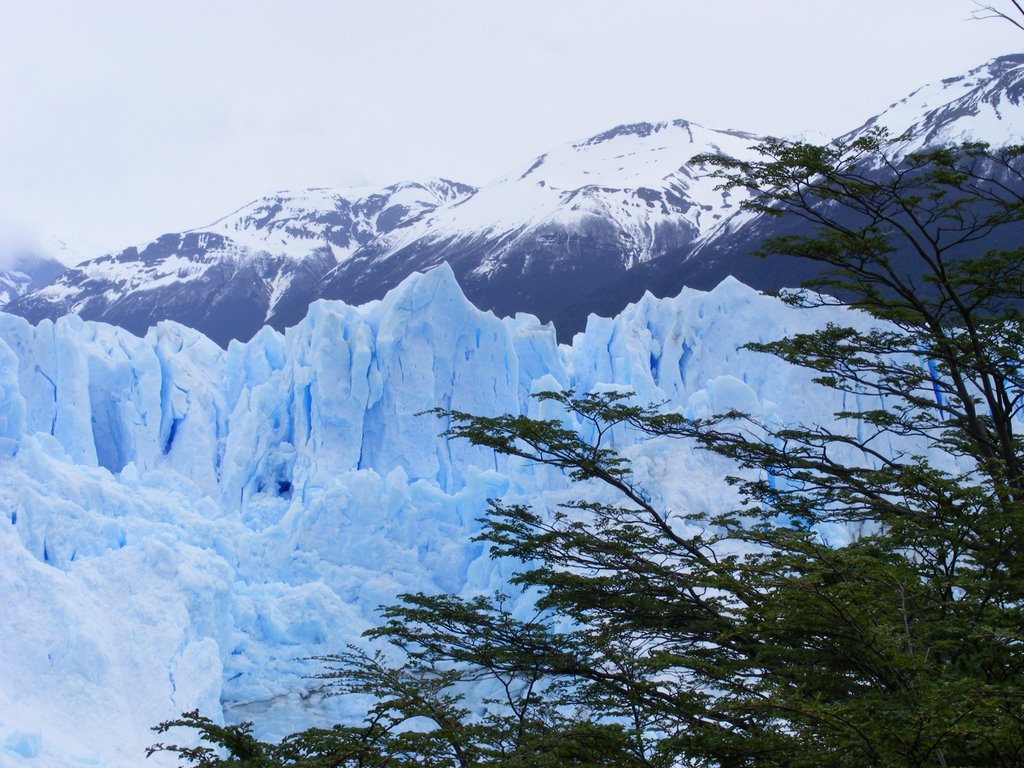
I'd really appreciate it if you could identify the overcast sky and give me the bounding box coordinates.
[1,1,1021,258]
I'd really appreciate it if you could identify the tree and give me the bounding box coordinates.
[152,133,1024,766]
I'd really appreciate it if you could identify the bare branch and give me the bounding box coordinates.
[970,1,1024,31]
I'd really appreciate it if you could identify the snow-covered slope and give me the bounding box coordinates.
[843,53,1024,151]
[0,265,878,767]
[0,256,65,306]
[0,268,34,306]
[370,119,759,266]
[206,180,473,263]
[0,234,81,307]
[6,181,474,347]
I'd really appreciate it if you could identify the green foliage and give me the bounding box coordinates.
[152,134,1024,766]
[148,710,385,767]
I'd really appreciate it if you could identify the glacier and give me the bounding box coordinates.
[0,264,872,767]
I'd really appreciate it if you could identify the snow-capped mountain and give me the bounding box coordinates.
[8,121,762,344]
[0,254,65,305]
[0,267,36,306]
[6,181,473,347]
[303,120,763,335]
[206,180,475,260]
[0,234,88,307]
[674,53,1024,296]
[4,119,765,342]
[846,52,1024,151]
[8,55,1024,346]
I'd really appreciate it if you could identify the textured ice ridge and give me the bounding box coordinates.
[0,264,866,767]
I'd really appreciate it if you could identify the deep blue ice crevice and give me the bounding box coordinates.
[163,418,181,455]
[33,365,58,435]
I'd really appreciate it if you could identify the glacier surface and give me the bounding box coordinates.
[0,264,872,767]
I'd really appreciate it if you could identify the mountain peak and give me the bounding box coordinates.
[200,179,476,261]
[846,54,1024,151]
[575,120,692,147]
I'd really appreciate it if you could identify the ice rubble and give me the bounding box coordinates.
[0,264,865,767]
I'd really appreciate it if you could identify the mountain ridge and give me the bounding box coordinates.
[8,55,1024,344]
[7,180,474,346]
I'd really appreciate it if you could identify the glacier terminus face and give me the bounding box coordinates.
[0,264,877,766]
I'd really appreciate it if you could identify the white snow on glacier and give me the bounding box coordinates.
[0,265,877,767]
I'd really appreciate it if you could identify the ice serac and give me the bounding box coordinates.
[0,265,870,767]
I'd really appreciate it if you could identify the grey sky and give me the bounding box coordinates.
[1,0,1021,258]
